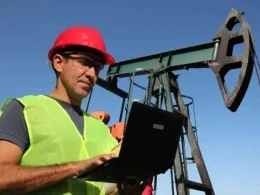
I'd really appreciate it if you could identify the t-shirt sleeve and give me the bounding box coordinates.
[0,99,29,152]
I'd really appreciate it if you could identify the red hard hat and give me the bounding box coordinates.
[48,26,115,65]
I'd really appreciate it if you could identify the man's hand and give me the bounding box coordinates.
[74,153,117,176]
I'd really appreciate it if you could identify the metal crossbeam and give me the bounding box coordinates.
[107,42,218,78]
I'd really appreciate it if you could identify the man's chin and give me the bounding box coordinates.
[77,89,91,98]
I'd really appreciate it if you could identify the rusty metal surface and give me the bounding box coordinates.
[210,8,255,112]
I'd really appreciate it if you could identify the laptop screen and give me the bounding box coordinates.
[118,101,185,175]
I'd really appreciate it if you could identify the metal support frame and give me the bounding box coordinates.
[144,66,214,195]
[85,9,255,195]
[105,9,254,113]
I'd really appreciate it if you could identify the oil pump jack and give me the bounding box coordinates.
[86,9,257,195]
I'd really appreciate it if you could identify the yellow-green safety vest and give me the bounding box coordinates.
[0,94,118,195]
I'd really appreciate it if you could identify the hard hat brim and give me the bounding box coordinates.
[102,50,116,65]
[48,44,115,65]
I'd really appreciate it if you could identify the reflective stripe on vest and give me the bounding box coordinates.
[1,95,118,195]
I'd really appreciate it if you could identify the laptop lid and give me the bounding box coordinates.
[117,101,186,176]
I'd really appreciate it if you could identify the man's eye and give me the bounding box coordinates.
[78,58,88,66]
[75,56,103,72]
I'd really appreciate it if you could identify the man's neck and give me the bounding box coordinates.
[49,88,81,107]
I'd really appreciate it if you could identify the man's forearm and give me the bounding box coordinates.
[0,162,77,194]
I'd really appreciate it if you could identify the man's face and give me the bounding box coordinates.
[52,52,104,101]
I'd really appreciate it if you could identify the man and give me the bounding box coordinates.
[0,26,142,195]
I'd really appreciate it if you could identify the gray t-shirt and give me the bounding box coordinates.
[0,96,84,152]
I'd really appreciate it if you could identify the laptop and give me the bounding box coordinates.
[76,101,186,183]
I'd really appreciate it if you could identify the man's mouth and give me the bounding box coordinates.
[79,81,91,87]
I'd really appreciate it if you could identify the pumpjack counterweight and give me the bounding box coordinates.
[86,8,255,195]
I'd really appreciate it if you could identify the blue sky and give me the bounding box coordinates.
[0,0,259,194]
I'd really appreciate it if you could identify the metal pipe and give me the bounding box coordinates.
[212,39,220,60]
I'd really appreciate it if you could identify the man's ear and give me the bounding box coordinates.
[52,54,65,73]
